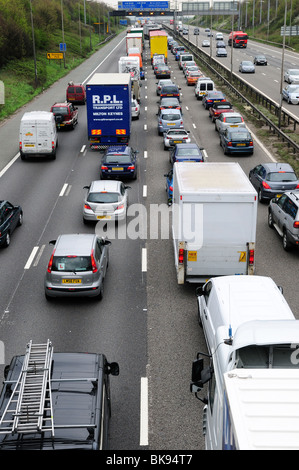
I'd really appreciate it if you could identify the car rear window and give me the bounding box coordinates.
[88,192,120,203]
[225,116,243,123]
[162,86,178,93]
[52,256,92,272]
[162,113,181,121]
[230,132,250,140]
[267,172,297,182]
[106,155,131,164]
[177,148,200,156]
[52,107,68,115]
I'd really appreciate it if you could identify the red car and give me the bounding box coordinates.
[50,102,78,130]
[208,101,234,122]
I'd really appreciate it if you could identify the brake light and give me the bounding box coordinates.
[180,121,183,125]
[116,204,124,210]
[207,99,212,103]
[227,141,233,147]
[101,165,108,170]
[248,249,255,266]
[84,203,92,210]
[128,165,135,170]
[294,221,299,228]
[178,248,184,264]
[296,184,299,189]
[169,185,173,192]
[91,249,98,273]
[52,141,55,150]
[19,142,22,150]
[262,181,271,189]
[47,249,55,273]
[249,141,253,146]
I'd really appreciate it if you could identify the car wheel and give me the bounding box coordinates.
[258,189,265,203]
[17,212,23,226]
[45,292,53,301]
[282,230,291,251]
[268,210,274,228]
[3,232,10,247]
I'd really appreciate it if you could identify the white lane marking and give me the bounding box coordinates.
[33,244,45,267]
[144,151,148,159]
[141,248,147,272]
[144,124,147,130]
[193,123,197,129]
[59,183,68,196]
[24,246,39,269]
[143,185,147,197]
[140,377,149,446]
[80,144,86,153]
[0,153,20,178]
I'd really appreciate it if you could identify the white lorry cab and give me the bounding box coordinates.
[172,162,257,284]
[19,111,58,160]
[190,275,299,450]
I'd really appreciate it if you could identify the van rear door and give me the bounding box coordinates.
[21,119,37,153]
[36,121,52,153]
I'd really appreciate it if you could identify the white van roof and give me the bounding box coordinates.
[210,275,294,334]
[21,111,54,122]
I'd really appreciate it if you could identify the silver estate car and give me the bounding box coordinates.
[45,233,111,300]
[158,108,184,135]
[83,180,130,223]
[268,190,299,251]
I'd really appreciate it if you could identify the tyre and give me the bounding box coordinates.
[282,230,292,251]
[258,189,265,203]
[3,232,10,247]
[17,212,23,226]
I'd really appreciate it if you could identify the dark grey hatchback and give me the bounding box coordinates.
[249,162,299,202]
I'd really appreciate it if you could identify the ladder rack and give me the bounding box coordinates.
[0,340,54,436]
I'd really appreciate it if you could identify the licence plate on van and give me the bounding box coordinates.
[25,144,35,147]
[62,279,81,284]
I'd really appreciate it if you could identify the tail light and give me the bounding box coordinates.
[180,121,183,125]
[84,203,92,210]
[293,221,299,228]
[169,185,173,192]
[19,142,22,150]
[227,141,233,147]
[262,181,271,189]
[249,141,253,146]
[295,184,299,189]
[101,165,108,170]
[52,141,55,150]
[91,249,98,273]
[128,165,135,170]
[178,248,184,264]
[47,249,55,273]
[116,204,124,210]
[248,249,255,266]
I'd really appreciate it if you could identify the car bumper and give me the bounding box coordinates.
[263,189,288,200]
[226,146,254,154]
[45,283,102,298]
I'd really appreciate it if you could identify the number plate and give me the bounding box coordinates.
[236,143,246,146]
[62,279,81,284]
[112,167,123,171]
[97,215,111,220]
[168,123,176,126]
[24,144,35,147]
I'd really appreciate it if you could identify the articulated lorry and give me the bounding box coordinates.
[190,275,299,450]
[86,73,131,149]
[172,162,257,284]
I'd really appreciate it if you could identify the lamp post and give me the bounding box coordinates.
[278,0,287,129]
[61,0,66,68]
[29,0,38,87]
[230,0,234,82]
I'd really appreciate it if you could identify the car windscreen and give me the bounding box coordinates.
[267,172,297,182]
[162,114,181,121]
[177,148,200,156]
[215,105,231,110]
[87,192,120,203]
[52,256,92,272]
[105,155,131,164]
[242,61,252,66]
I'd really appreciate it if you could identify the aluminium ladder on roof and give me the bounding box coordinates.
[0,340,55,436]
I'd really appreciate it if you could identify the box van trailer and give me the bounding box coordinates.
[149,30,168,64]
[19,111,58,160]
[172,162,257,284]
[190,275,299,450]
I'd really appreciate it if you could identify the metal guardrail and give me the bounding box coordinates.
[165,26,299,155]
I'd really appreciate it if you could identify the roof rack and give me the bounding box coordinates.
[0,340,54,436]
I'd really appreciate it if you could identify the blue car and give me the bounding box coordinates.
[169,143,205,164]
[220,128,254,155]
[164,169,173,205]
[0,200,23,247]
[100,146,138,180]
[175,47,185,60]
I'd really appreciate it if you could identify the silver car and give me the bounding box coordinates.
[158,108,184,135]
[163,128,191,150]
[215,112,246,133]
[131,98,140,119]
[282,84,299,104]
[239,61,255,73]
[83,180,130,223]
[44,233,111,300]
[284,69,299,83]
[268,190,299,251]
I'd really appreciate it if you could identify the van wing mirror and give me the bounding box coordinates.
[107,361,120,376]
[49,240,56,245]
[190,357,212,391]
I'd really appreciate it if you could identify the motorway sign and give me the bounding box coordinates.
[47,53,63,60]
[118,1,169,10]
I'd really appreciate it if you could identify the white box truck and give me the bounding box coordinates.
[172,162,257,284]
[190,275,299,450]
[19,111,58,160]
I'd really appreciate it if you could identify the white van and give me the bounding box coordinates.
[19,111,58,160]
[194,77,215,100]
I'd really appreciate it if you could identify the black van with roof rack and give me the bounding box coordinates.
[0,340,119,450]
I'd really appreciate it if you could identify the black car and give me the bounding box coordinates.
[155,64,171,79]
[100,145,138,180]
[0,200,23,247]
[157,97,183,116]
[0,341,119,449]
[160,84,181,102]
[249,162,299,202]
[253,54,267,65]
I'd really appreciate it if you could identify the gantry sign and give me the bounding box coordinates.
[111,1,174,16]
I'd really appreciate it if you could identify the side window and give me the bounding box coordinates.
[203,281,213,305]
[278,194,288,209]
[284,197,298,219]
